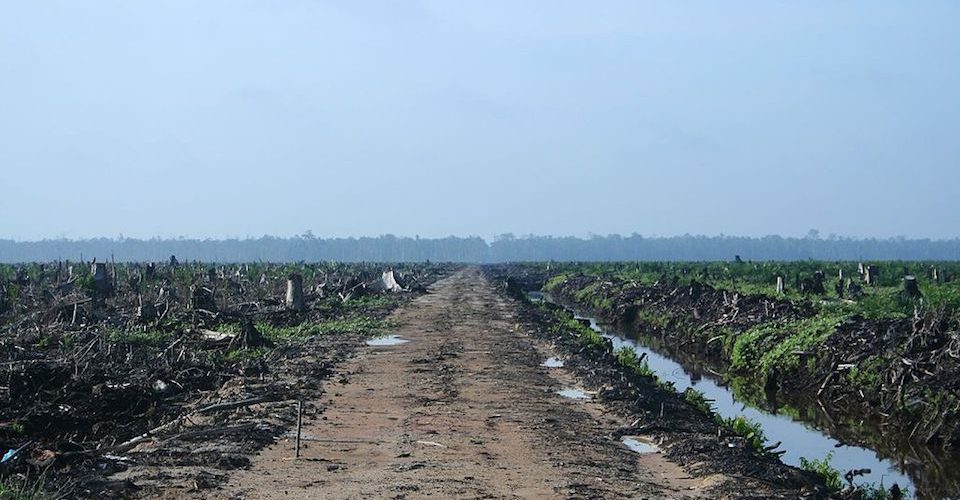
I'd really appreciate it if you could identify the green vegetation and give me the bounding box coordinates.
[719,415,767,453]
[254,317,397,343]
[9,422,25,436]
[847,357,884,389]
[683,388,713,414]
[533,261,938,496]
[342,295,400,312]
[106,328,173,346]
[730,312,844,374]
[614,347,656,378]
[0,475,51,500]
[541,260,960,389]
[224,348,269,363]
[800,452,897,499]
[542,260,960,318]
[799,452,844,492]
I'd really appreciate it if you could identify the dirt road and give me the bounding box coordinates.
[210,268,727,499]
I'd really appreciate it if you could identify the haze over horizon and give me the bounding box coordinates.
[3,1,959,241]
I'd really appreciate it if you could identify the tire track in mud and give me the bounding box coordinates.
[188,268,732,499]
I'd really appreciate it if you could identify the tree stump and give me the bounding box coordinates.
[286,273,305,311]
[903,276,921,298]
[137,294,157,323]
[775,276,785,294]
[91,262,112,295]
[229,320,274,350]
[190,285,217,311]
[865,265,879,286]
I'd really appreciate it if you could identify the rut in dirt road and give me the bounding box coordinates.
[216,268,721,499]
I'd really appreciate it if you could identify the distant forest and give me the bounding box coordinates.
[1,234,959,263]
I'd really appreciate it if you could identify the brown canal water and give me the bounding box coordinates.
[530,291,960,499]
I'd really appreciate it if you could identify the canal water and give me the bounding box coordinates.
[528,291,958,498]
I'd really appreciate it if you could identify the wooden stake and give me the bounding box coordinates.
[296,399,303,458]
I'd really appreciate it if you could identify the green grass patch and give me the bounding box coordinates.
[255,317,397,342]
[106,328,173,346]
[225,348,269,363]
[342,295,399,311]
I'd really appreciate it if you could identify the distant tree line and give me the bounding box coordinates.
[0,234,958,263]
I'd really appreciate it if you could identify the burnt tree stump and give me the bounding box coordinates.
[903,275,921,299]
[92,262,112,295]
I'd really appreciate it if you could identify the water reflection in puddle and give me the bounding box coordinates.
[557,388,591,400]
[622,436,660,454]
[542,357,564,368]
[366,335,410,346]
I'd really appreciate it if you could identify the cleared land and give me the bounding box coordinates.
[141,268,812,499]
[189,269,715,498]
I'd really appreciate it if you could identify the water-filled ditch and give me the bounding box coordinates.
[529,291,960,497]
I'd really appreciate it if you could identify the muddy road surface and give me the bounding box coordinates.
[151,268,798,499]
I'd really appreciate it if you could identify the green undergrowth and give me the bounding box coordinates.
[683,387,714,414]
[254,317,398,343]
[105,328,174,346]
[799,452,898,499]
[614,346,656,379]
[541,304,667,387]
[683,388,771,455]
[800,452,844,492]
[341,295,401,312]
[0,475,52,500]
[720,415,767,453]
[729,312,845,375]
[224,347,269,362]
[633,309,674,330]
[846,356,884,390]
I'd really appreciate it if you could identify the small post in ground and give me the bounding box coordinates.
[295,399,303,458]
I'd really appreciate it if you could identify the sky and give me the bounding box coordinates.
[1,1,959,241]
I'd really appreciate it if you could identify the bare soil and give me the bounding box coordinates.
[140,268,815,499]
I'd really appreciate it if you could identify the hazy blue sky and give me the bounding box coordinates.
[2,1,958,240]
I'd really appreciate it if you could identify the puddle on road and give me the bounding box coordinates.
[557,388,591,400]
[366,335,410,347]
[622,436,660,454]
[542,357,564,368]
